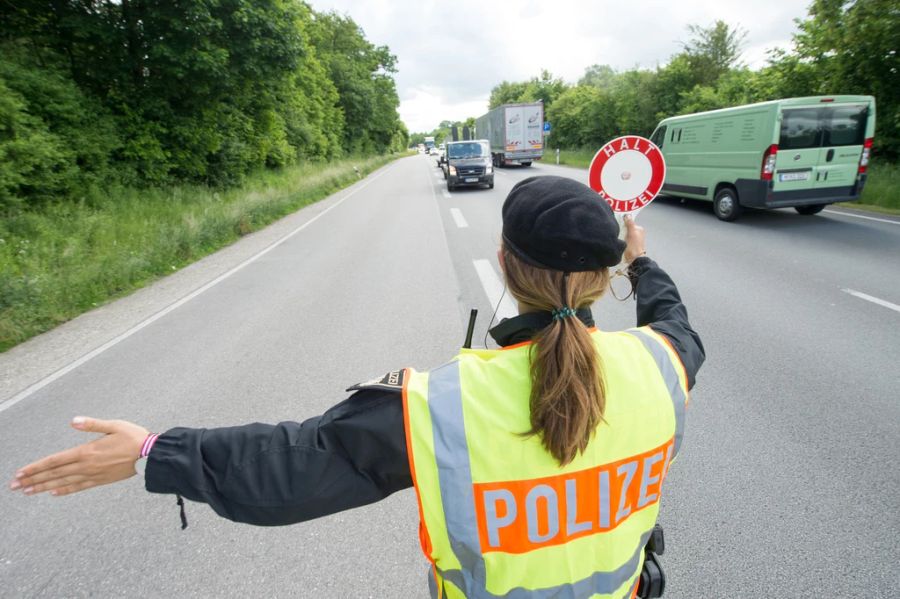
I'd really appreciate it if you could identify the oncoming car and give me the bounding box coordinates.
[442,140,494,191]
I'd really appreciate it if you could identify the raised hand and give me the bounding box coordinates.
[623,214,647,263]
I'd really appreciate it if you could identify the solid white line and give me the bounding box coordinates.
[450,208,469,228]
[473,259,518,322]
[0,165,396,415]
[441,189,452,199]
[841,289,900,314]
[823,209,900,225]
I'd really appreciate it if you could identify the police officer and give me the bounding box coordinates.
[10,176,703,598]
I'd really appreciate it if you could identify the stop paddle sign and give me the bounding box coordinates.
[588,135,665,214]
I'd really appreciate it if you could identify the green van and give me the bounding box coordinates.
[649,96,875,221]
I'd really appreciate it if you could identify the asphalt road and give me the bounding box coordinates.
[2,154,899,598]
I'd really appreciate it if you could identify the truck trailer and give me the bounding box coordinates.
[476,103,544,167]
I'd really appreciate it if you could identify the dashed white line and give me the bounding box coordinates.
[441,189,452,199]
[0,164,397,415]
[473,259,518,322]
[823,210,900,225]
[841,289,900,314]
[450,208,469,228]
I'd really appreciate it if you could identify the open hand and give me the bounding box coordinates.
[9,417,149,497]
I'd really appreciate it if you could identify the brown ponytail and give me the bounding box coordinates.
[501,246,610,466]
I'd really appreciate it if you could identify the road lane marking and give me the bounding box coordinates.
[823,210,900,225]
[450,208,468,228]
[841,289,900,314]
[0,164,397,415]
[441,189,452,199]
[473,259,518,321]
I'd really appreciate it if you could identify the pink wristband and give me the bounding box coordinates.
[140,433,160,458]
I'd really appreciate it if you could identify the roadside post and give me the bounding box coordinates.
[543,121,552,162]
[587,135,666,234]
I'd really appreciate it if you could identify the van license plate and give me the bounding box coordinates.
[779,172,810,182]
[465,177,478,183]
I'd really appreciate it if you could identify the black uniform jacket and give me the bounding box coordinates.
[145,257,705,526]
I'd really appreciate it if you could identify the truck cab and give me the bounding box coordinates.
[442,140,494,191]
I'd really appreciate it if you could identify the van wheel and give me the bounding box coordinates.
[713,187,742,222]
[795,204,826,215]
[522,161,532,167]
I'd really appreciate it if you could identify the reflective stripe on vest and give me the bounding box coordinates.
[404,329,687,598]
[628,328,687,458]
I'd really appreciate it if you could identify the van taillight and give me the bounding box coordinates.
[820,98,835,103]
[761,144,778,180]
[858,138,873,174]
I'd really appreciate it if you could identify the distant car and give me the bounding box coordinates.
[429,147,438,155]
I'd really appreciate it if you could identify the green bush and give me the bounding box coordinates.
[854,160,900,212]
[0,53,121,209]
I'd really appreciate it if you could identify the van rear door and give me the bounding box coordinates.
[815,104,868,189]
[774,107,821,192]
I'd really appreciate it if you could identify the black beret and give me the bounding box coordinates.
[502,176,626,271]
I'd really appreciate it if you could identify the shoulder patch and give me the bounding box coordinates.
[346,369,406,393]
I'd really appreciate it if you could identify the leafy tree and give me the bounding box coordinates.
[522,70,566,109]
[578,65,618,90]
[789,0,899,157]
[489,81,529,108]
[546,85,617,148]
[309,12,403,154]
[0,0,403,208]
[680,20,747,87]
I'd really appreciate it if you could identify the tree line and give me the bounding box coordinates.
[414,0,898,161]
[0,1,408,211]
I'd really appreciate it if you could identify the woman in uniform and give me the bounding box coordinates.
[10,176,704,598]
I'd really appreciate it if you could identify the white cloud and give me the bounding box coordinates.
[309,0,809,132]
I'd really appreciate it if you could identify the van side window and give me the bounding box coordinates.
[824,106,867,147]
[651,126,666,148]
[780,108,822,150]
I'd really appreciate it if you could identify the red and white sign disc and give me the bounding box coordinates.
[588,135,665,213]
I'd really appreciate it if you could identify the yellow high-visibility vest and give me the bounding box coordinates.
[402,326,688,599]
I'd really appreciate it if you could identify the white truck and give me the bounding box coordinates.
[476,102,544,167]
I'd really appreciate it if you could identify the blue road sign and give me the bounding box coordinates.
[543,122,552,132]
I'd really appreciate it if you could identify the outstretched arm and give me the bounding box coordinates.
[9,388,412,526]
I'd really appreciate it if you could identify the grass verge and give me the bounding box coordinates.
[0,154,400,352]
[852,160,900,214]
[549,148,899,215]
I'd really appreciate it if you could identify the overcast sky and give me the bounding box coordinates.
[307,0,813,133]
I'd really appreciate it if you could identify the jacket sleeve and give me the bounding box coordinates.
[629,256,705,389]
[144,388,411,526]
